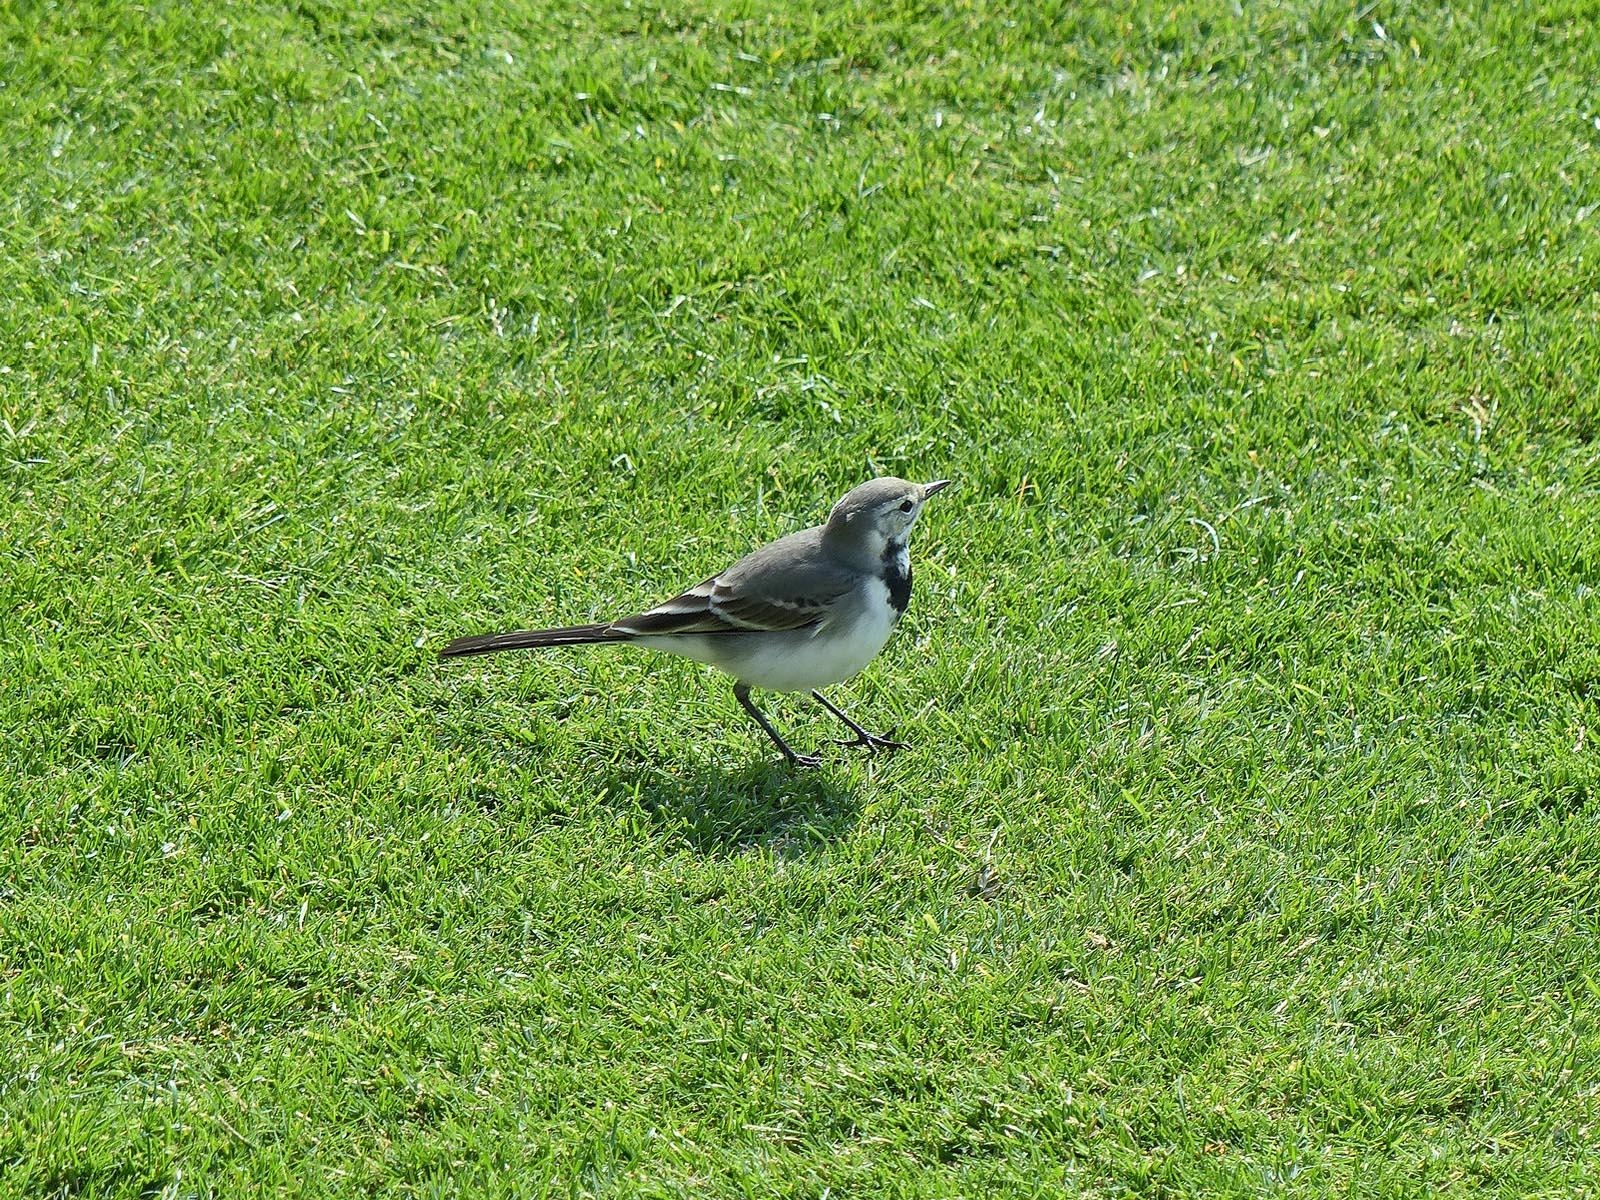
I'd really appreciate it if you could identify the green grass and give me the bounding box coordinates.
[5,0,1600,1193]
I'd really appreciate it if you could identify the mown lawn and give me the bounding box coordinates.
[4,0,1600,1194]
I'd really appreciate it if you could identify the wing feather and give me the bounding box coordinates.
[608,575,727,635]
[607,528,860,639]
[708,584,830,632]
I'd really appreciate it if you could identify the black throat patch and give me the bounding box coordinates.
[882,541,912,616]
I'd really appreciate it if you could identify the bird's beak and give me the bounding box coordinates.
[922,479,952,497]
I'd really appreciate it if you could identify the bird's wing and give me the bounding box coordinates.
[609,528,856,637]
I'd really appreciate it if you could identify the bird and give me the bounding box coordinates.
[439,477,951,767]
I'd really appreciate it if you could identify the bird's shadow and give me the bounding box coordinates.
[592,755,861,857]
[430,687,865,856]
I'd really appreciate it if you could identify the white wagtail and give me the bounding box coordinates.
[439,477,950,767]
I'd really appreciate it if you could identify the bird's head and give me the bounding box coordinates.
[823,477,950,563]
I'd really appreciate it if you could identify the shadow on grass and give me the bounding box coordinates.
[594,756,860,857]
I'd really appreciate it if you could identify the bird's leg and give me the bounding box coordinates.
[734,683,821,768]
[810,690,908,753]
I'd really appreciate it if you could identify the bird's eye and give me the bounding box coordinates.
[899,499,915,513]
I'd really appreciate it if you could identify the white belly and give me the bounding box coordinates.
[633,579,900,692]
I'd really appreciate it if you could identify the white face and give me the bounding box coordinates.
[870,493,926,547]
[826,478,948,558]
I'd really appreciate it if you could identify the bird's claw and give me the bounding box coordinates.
[828,729,908,754]
[787,751,825,769]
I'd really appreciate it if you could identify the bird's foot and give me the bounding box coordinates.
[828,728,908,754]
[785,749,826,769]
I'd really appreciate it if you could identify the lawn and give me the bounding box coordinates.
[4,0,1600,1194]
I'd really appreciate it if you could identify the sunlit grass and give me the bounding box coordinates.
[4,0,1599,1195]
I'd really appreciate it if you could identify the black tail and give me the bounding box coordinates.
[437,623,630,658]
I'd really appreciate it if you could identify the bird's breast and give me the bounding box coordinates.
[693,579,898,692]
